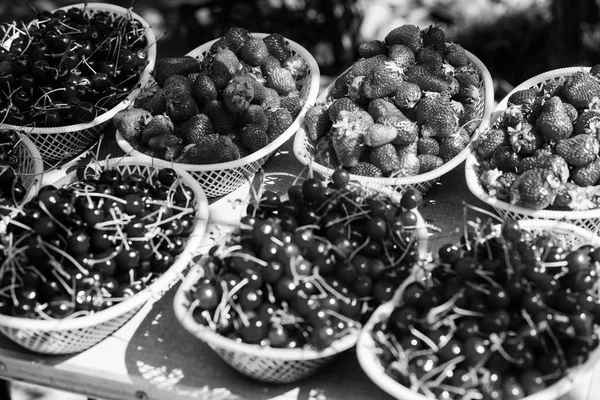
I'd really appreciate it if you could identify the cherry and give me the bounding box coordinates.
[400,187,422,209]
[194,282,220,310]
[301,178,324,202]
[237,316,268,344]
[331,168,350,189]
[73,101,96,122]
[66,229,91,255]
[312,325,336,350]
[268,325,289,348]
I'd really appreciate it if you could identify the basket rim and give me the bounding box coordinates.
[464,66,600,219]
[292,49,495,186]
[0,2,157,134]
[0,156,209,331]
[116,32,321,172]
[357,218,600,400]
[17,133,44,204]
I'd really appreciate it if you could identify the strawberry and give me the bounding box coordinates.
[454,84,480,105]
[509,168,561,210]
[327,97,361,122]
[564,102,578,124]
[439,130,469,163]
[113,108,152,141]
[304,104,332,142]
[350,161,383,177]
[394,82,422,110]
[240,124,269,152]
[263,33,290,62]
[460,102,483,135]
[282,54,309,79]
[444,43,468,67]
[222,74,255,114]
[554,182,600,210]
[179,113,214,145]
[536,96,573,141]
[378,114,418,146]
[507,87,538,116]
[417,137,440,155]
[148,133,183,152]
[163,75,199,124]
[490,144,520,172]
[416,93,459,138]
[518,153,569,183]
[571,156,600,186]
[385,24,422,53]
[369,143,401,175]
[574,110,600,135]
[561,71,600,109]
[240,37,269,66]
[499,104,525,128]
[209,48,241,90]
[347,75,369,105]
[261,55,282,76]
[418,154,443,173]
[422,25,446,53]
[279,91,305,116]
[241,104,269,131]
[405,65,450,93]
[591,64,600,78]
[351,54,388,78]
[396,141,418,158]
[388,44,415,69]
[202,100,237,134]
[141,114,175,146]
[362,61,405,99]
[357,40,387,58]
[541,80,561,98]
[556,134,600,167]
[367,98,403,121]
[153,56,201,86]
[364,123,398,147]
[192,73,218,107]
[254,86,281,109]
[396,152,420,177]
[476,127,507,159]
[314,135,338,168]
[208,37,229,54]
[480,169,518,201]
[265,107,293,141]
[415,46,443,70]
[176,134,240,164]
[266,66,296,95]
[507,121,542,155]
[331,110,372,167]
[164,144,184,161]
[134,83,167,115]
[223,27,251,53]
[454,66,481,89]
[330,74,350,99]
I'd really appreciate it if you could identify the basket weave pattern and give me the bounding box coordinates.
[464,67,600,234]
[293,51,495,196]
[0,157,209,355]
[0,3,157,165]
[117,33,321,198]
[13,134,44,204]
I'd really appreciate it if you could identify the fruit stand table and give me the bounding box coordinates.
[0,130,597,400]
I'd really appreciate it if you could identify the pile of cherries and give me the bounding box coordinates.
[370,218,600,399]
[0,129,27,209]
[188,169,425,350]
[0,5,151,126]
[0,164,198,319]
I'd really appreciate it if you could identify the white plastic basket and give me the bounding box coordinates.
[0,3,157,165]
[293,50,495,196]
[0,156,209,354]
[117,32,321,198]
[464,67,600,233]
[13,134,44,205]
[357,218,600,400]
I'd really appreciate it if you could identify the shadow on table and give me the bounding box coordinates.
[123,286,392,400]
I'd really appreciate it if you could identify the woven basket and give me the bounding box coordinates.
[464,67,600,233]
[172,205,429,384]
[116,32,321,198]
[293,50,495,196]
[357,218,600,400]
[0,3,157,165]
[13,134,44,205]
[0,156,209,355]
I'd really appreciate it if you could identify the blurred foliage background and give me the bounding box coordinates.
[4,0,600,101]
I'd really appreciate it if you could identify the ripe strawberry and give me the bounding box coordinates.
[454,84,480,105]
[304,104,332,142]
[509,168,561,210]
[480,169,518,201]
[439,129,469,162]
[536,96,573,141]
[518,153,569,183]
[222,74,255,114]
[454,66,481,88]
[254,86,281,109]
[416,94,459,138]
[564,102,578,124]
[210,48,241,90]
[444,43,468,67]
[351,54,388,77]
[314,135,338,168]
[561,71,600,109]
[556,134,600,167]
[362,61,405,99]
[367,98,403,121]
[202,100,237,134]
[241,104,269,131]
[209,37,229,54]
[364,123,398,147]
[490,144,520,172]
[571,156,600,186]
[282,54,309,79]
[507,87,538,116]
[263,33,290,62]
[394,82,422,110]
[357,40,387,58]
[397,152,420,176]
[176,134,240,164]
[347,75,369,105]
[134,81,167,115]
[405,65,450,93]
[164,144,183,161]
[384,24,422,53]
[148,133,182,151]
[553,182,599,210]
[507,121,542,155]
[415,46,443,70]
[240,37,269,66]
[240,124,269,152]
[460,102,483,135]
[153,56,201,86]
[330,73,350,99]
[266,66,296,95]
[163,75,199,124]
[369,143,401,175]
[265,107,293,141]
[179,113,214,145]
[327,97,361,122]
[140,114,174,145]
[541,80,561,98]
[349,161,383,177]
[591,64,600,78]
[192,73,218,107]
[422,25,446,53]
[396,141,418,158]
[223,27,250,54]
[378,114,418,146]
[574,110,600,135]
[417,137,440,155]
[476,127,507,159]
[499,105,525,128]
[418,154,443,173]
[388,44,415,69]
[113,108,152,141]
[279,91,304,116]
[331,110,372,167]
[261,55,282,76]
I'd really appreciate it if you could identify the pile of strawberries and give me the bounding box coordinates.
[304,24,483,178]
[475,67,600,211]
[114,27,309,164]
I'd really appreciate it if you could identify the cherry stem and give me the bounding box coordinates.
[409,325,439,352]
[43,240,88,275]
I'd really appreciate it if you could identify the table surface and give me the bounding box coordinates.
[0,128,598,400]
